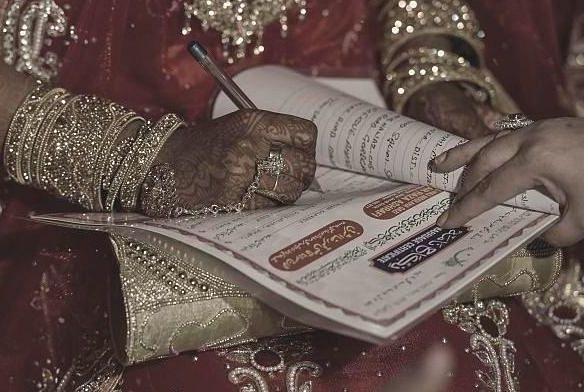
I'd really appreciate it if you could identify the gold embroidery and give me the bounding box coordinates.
[110,233,309,365]
[522,258,584,360]
[443,300,518,392]
[218,335,322,392]
[2,0,67,80]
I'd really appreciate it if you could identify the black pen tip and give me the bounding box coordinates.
[187,41,207,61]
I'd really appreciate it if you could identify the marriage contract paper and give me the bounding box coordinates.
[33,66,559,342]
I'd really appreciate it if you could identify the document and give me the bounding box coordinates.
[213,66,559,215]
[34,166,556,342]
[33,66,559,343]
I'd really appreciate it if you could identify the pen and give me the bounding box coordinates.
[187,41,323,193]
[187,41,256,110]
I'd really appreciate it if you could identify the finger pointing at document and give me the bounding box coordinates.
[431,117,584,247]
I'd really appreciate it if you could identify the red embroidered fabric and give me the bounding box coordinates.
[1,1,584,390]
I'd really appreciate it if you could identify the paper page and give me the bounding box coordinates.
[311,77,386,108]
[212,65,559,215]
[33,167,558,342]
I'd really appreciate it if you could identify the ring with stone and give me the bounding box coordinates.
[256,148,287,191]
[493,113,535,131]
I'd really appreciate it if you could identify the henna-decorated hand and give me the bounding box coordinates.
[155,109,317,210]
[404,82,502,140]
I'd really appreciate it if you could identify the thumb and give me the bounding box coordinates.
[542,207,584,247]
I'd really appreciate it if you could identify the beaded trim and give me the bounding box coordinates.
[2,0,67,80]
[182,0,307,63]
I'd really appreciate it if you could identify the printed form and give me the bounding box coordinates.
[33,67,559,341]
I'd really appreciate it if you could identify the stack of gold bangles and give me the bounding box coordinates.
[380,0,485,65]
[3,80,184,213]
[379,0,501,113]
[383,46,498,113]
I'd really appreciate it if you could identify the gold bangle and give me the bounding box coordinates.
[105,123,148,211]
[93,106,143,210]
[380,0,485,65]
[3,81,53,182]
[4,83,185,213]
[384,46,469,75]
[383,47,498,113]
[37,95,142,210]
[20,88,68,183]
[30,91,74,185]
[118,113,185,211]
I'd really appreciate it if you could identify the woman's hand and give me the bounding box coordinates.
[432,117,584,247]
[155,109,317,210]
[404,82,502,140]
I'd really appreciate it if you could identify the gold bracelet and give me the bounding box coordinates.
[105,123,148,211]
[37,95,144,209]
[30,91,74,185]
[101,133,139,196]
[3,81,54,182]
[118,113,185,211]
[4,84,187,213]
[383,48,498,113]
[380,0,485,65]
[4,85,147,210]
[20,88,69,183]
[93,107,144,210]
[384,46,469,75]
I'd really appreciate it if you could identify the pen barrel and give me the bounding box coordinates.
[200,58,256,110]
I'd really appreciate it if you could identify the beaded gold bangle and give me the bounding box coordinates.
[2,85,159,211]
[118,113,185,211]
[105,123,148,211]
[385,46,468,75]
[30,91,74,185]
[36,96,101,207]
[3,81,53,182]
[383,47,498,113]
[93,107,144,210]
[380,0,485,66]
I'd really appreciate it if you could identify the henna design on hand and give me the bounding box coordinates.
[155,109,317,210]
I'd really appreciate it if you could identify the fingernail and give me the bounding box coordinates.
[437,211,449,227]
